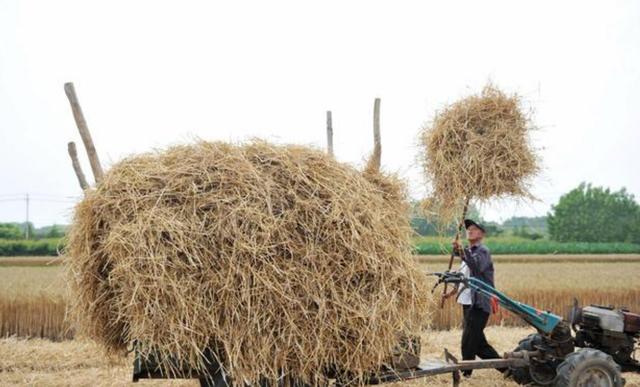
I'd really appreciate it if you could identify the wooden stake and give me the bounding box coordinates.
[67,142,89,190]
[370,98,382,172]
[64,82,104,183]
[326,111,334,156]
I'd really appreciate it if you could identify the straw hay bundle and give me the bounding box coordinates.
[419,85,539,223]
[65,141,431,385]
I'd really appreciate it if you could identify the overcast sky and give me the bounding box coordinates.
[1,0,639,227]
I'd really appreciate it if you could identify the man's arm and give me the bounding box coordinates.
[452,242,493,276]
[461,248,492,278]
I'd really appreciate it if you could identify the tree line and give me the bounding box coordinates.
[1,183,638,245]
[0,223,66,240]
[413,183,639,244]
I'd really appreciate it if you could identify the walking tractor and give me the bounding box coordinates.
[421,271,639,386]
[132,271,639,387]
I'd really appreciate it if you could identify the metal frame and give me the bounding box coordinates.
[133,348,531,387]
[360,349,529,386]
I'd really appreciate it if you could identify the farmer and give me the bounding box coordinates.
[451,219,503,377]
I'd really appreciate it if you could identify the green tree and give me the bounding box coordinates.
[20,222,35,239]
[0,223,23,239]
[45,225,65,238]
[502,216,547,235]
[512,225,543,240]
[547,183,640,243]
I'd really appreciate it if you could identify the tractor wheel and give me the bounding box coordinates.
[554,348,625,387]
[509,333,540,385]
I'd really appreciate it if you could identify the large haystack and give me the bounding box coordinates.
[65,141,431,384]
[419,85,539,223]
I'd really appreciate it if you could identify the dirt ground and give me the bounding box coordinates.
[1,326,638,386]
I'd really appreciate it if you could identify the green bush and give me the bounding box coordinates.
[413,236,640,255]
[0,238,64,256]
[0,223,24,239]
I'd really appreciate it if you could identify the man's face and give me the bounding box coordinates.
[466,225,485,242]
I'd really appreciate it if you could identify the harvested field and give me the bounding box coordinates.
[1,327,639,386]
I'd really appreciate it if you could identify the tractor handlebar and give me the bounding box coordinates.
[427,271,562,334]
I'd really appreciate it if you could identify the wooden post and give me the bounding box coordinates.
[326,110,334,156]
[370,98,382,171]
[363,98,382,174]
[67,142,89,190]
[64,82,104,183]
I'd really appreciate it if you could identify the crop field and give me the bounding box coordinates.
[0,255,639,385]
[0,265,69,340]
[419,256,640,329]
[1,255,640,339]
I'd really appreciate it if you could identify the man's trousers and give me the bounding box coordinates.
[461,305,502,376]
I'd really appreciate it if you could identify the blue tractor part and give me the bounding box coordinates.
[430,270,563,334]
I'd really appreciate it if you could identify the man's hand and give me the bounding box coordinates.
[452,240,462,256]
[443,287,458,299]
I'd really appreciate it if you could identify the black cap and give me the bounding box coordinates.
[464,219,486,233]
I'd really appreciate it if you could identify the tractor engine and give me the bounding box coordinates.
[571,304,640,371]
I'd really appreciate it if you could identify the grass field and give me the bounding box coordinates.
[413,235,640,255]
[1,327,639,386]
[2,235,640,256]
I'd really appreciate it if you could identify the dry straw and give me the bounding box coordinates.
[419,85,539,224]
[65,140,432,385]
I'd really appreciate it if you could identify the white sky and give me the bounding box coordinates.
[1,0,639,227]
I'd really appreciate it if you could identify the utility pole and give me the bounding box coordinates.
[25,193,30,239]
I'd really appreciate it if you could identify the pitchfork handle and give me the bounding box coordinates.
[440,197,469,308]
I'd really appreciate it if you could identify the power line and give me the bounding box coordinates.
[0,198,77,204]
[0,193,80,230]
[25,194,29,239]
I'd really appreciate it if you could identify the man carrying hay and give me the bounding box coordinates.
[452,219,504,377]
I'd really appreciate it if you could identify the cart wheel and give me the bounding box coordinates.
[554,349,625,387]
